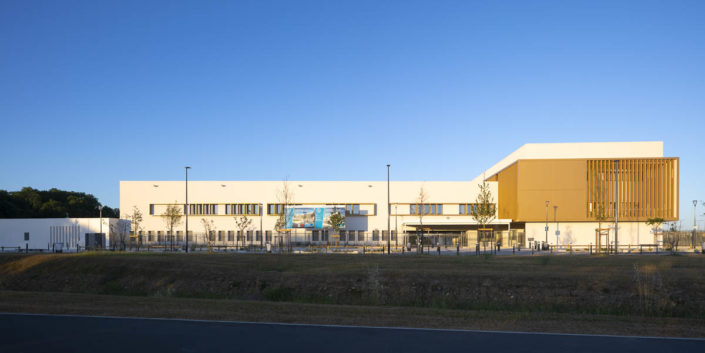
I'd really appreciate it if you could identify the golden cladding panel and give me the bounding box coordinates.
[515,159,587,222]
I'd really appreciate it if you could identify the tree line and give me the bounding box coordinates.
[0,187,118,218]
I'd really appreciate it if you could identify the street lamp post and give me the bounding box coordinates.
[387,164,391,255]
[693,200,698,249]
[614,160,619,255]
[185,166,190,253]
[554,205,558,247]
[544,201,549,248]
[98,205,103,249]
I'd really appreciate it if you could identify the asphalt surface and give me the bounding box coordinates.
[1,313,703,352]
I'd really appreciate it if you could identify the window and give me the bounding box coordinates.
[312,230,320,242]
[227,231,234,242]
[237,231,245,242]
[149,204,154,215]
[358,231,365,242]
[209,231,215,242]
[24,232,29,241]
[391,230,397,241]
[322,230,329,242]
[246,230,253,241]
[372,230,379,241]
[157,231,163,242]
[411,204,443,215]
[227,204,259,215]
[148,231,153,242]
[218,231,224,242]
[266,230,272,241]
[186,204,219,215]
[339,230,346,242]
[459,203,494,215]
[382,230,389,241]
[345,204,361,215]
[256,231,262,241]
[268,204,285,215]
[177,231,183,242]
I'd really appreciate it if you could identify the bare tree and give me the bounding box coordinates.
[235,215,252,250]
[162,203,183,251]
[274,178,294,252]
[471,177,496,248]
[201,218,216,253]
[415,186,428,254]
[124,206,143,250]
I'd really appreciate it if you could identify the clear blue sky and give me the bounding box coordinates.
[1,1,703,226]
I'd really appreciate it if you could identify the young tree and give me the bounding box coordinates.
[594,204,610,252]
[415,186,428,254]
[162,203,183,251]
[274,179,294,252]
[663,221,681,254]
[201,218,216,253]
[124,206,143,250]
[646,217,665,247]
[326,208,345,243]
[471,177,496,248]
[235,215,252,250]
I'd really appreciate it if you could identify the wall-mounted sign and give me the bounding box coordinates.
[285,206,344,229]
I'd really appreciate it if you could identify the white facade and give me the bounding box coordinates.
[0,218,129,251]
[119,141,673,247]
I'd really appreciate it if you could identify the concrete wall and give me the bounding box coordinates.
[120,180,499,240]
[525,221,656,246]
[0,218,129,250]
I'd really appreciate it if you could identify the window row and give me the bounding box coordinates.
[225,204,260,215]
[139,230,268,242]
[458,203,495,215]
[135,230,398,243]
[266,203,362,216]
[410,203,443,215]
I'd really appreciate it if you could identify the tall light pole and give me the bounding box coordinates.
[387,164,391,255]
[614,160,619,255]
[98,205,103,249]
[544,201,549,247]
[185,166,190,253]
[693,200,698,249]
[554,205,558,246]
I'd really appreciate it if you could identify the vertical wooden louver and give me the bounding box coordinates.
[586,158,678,221]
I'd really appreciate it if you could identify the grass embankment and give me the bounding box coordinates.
[1,253,704,337]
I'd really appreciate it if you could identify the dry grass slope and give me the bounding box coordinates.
[1,253,704,319]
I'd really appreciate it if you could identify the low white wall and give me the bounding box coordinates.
[525,222,656,246]
[0,218,128,250]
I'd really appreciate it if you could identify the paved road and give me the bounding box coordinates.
[1,313,703,352]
